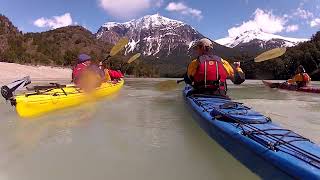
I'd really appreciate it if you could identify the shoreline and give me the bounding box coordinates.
[1,62,319,85]
[0,62,71,84]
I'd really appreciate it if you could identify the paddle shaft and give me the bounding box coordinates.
[102,55,112,64]
[177,79,184,84]
[240,58,254,65]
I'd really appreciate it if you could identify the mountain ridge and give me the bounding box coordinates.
[96,14,203,56]
[216,29,308,49]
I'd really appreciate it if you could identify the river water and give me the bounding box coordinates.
[0,78,319,180]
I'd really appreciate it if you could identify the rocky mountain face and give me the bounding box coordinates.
[97,14,203,56]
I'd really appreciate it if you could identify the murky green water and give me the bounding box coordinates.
[0,78,319,180]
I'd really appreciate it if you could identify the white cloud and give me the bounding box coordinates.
[293,7,314,19]
[166,2,187,11]
[165,2,203,19]
[33,13,73,29]
[310,18,320,27]
[227,8,286,37]
[98,0,162,18]
[286,24,299,32]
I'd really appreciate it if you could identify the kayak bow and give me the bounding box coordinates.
[183,86,320,179]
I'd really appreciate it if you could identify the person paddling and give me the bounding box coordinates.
[287,65,311,88]
[98,62,124,82]
[186,38,245,96]
[72,54,105,90]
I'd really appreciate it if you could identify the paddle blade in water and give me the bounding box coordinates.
[254,47,286,62]
[110,38,129,56]
[155,80,183,91]
[127,53,141,64]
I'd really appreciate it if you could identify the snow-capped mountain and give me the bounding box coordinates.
[95,15,310,77]
[96,14,203,56]
[216,29,308,49]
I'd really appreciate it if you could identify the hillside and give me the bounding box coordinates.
[0,15,111,66]
[0,15,157,77]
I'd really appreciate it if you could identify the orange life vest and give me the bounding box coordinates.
[299,73,311,87]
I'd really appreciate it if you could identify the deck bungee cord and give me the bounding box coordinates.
[189,93,320,169]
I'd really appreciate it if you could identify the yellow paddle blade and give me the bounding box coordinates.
[155,80,182,91]
[254,47,287,63]
[127,53,141,64]
[110,37,129,56]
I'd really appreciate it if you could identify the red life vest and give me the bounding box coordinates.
[72,62,89,84]
[303,73,311,83]
[193,55,228,90]
[108,70,124,80]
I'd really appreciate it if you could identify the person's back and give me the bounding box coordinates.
[72,54,105,91]
[108,70,124,80]
[72,54,92,85]
[186,38,245,96]
[189,55,228,95]
[288,65,311,88]
[98,62,123,82]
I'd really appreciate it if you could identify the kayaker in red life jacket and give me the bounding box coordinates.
[186,38,245,96]
[287,65,311,88]
[98,62,124,82]
[72,54,105,89]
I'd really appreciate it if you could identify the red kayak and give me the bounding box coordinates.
[262,80,320,94]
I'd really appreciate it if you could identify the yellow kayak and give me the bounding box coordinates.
[11,79,124,118]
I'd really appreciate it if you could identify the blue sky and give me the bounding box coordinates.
[0,0,320,40]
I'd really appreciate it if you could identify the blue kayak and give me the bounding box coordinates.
[183,86,320,179]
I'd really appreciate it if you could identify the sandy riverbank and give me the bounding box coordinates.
[0,62,72,84]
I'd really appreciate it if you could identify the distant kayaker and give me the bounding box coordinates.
[98,62,124,82]
[186,38,245,96]
[287,65,311,88]
[72,54,105,90]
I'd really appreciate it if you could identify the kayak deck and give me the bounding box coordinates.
[262,80,320,94]
[183,86,320,179]
[13,79,124,118]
